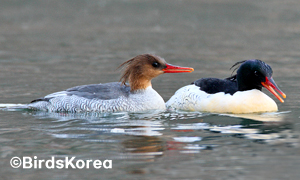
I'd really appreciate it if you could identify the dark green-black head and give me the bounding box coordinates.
[232,59,286,102]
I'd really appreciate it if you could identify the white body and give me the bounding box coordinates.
[166,84,278,114]
[29,86,166,113]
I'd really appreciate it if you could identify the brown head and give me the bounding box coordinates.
[118,54,194,92]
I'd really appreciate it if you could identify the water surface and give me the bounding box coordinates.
[0,0,299,179]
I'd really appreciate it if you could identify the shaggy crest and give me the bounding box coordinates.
[117,54,164,91]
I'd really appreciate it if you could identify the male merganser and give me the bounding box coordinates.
[27,54,194,112]
[166,59,286,114]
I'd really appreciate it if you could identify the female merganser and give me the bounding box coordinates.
[166,59,286,114]
[28,54,194,113]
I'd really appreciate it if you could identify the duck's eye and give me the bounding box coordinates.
[152,62,159,68]
[254,71,259,76]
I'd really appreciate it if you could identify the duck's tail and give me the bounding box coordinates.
[0,103,30,111]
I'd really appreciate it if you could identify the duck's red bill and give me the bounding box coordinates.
[261,77,286,103]
[163,63,194,73]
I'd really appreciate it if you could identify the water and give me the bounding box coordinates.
[0,0,300,179]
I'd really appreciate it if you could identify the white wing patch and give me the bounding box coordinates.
[44,91,68,98]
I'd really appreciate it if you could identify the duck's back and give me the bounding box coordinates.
[193,77,238,95]
[28,82,128,112]
[28,82,165,112]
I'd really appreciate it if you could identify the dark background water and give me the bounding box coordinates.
[0,0,299,179]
